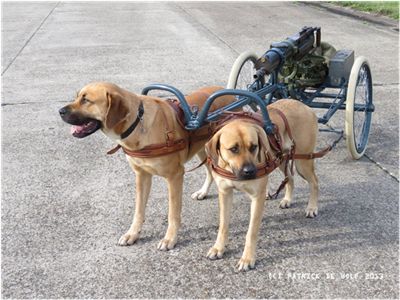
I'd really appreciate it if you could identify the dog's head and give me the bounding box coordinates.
[59,82,131,138]
[205,121,269,181]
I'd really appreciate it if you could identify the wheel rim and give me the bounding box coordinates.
[353,63,372,153]
[235,58,257,90]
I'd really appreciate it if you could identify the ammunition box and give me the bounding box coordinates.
[328,50,354,87]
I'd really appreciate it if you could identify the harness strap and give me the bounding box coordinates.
[185,157,208,173]
[270,107,296,176]
[107,100,187,158]
[107,144,123,155]
[293,146,333,159]
[206,157,283,180]
[211,111,271,136]
[157,101,174,145]
[268,176,290,199]
[120,100,144,139]
[107,139,187,158]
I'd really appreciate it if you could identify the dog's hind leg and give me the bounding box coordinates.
[119,167,153,246]
[158,169,184,251]
[295,159,319,218]
[191,148,213,200]
[278,161,295,209]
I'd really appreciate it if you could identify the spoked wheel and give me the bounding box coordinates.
[227,51,264,111]
[345,56,373,159]
[227,51,261,89]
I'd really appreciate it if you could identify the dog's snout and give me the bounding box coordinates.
[59,107,67,117]
[236,164,257,181]
[243,165,256,177]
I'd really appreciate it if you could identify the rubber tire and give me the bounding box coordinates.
[345,56,373,159]
[227,51,259,89]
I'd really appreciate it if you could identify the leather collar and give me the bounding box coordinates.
[120,100,144,139]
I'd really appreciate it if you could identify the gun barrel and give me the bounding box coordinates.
[254,26,320,76]
[254,42,293,77]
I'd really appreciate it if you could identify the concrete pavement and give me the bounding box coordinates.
[2,2,399,298]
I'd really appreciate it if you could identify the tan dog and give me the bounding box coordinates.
[205,99,319,271]
[59,82,237,250]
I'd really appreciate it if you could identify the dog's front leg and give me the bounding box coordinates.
[158,170,184,251]
[207,187,233,260]
[238,193,266,271]
[119,167,153,246]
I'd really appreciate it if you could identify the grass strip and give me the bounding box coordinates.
[330,1,399,20]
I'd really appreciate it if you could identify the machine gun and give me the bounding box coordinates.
[254,26,333,93]
[255,26,321,76]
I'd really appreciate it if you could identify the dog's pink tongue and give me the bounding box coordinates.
[71,125,85,135]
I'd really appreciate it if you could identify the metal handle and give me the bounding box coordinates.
[194,89,274,134]
[141,84,274,134]
[141,84,192,124]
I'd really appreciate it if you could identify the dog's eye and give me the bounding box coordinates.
[250,145,257,153]
[229,147,238,154]
[81,95,90,104]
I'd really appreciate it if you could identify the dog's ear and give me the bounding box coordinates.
[255,126,269,163]
[205,132,221,165]
[105,92,130,130]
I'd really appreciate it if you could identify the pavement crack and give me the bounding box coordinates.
[326,123,399,182]
[364,154,399,182]
[373,83,399,86]
[1,2,60,76]
[2,101,66,107]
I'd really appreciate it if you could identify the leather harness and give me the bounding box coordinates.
[107,94,212,158]
[206,109,334,198]
[106,94,334,198]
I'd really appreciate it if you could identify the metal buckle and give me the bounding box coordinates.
[139,116,146,134]
[165,131,172,141]
[309,153,314,159]
[264,150,270,161]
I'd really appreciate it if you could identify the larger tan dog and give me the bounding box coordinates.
[59,82,237,250]
[205,99,319,271]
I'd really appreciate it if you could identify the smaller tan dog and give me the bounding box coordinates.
[205,99,319,271]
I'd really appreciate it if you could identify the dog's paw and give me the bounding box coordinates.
[157,238,177,251]
[191,190,208,200]
[279,199,291,209]
[207,246,225,260]
[118,232,140,246]
[237,257,255,272]
[305,207,318,218]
